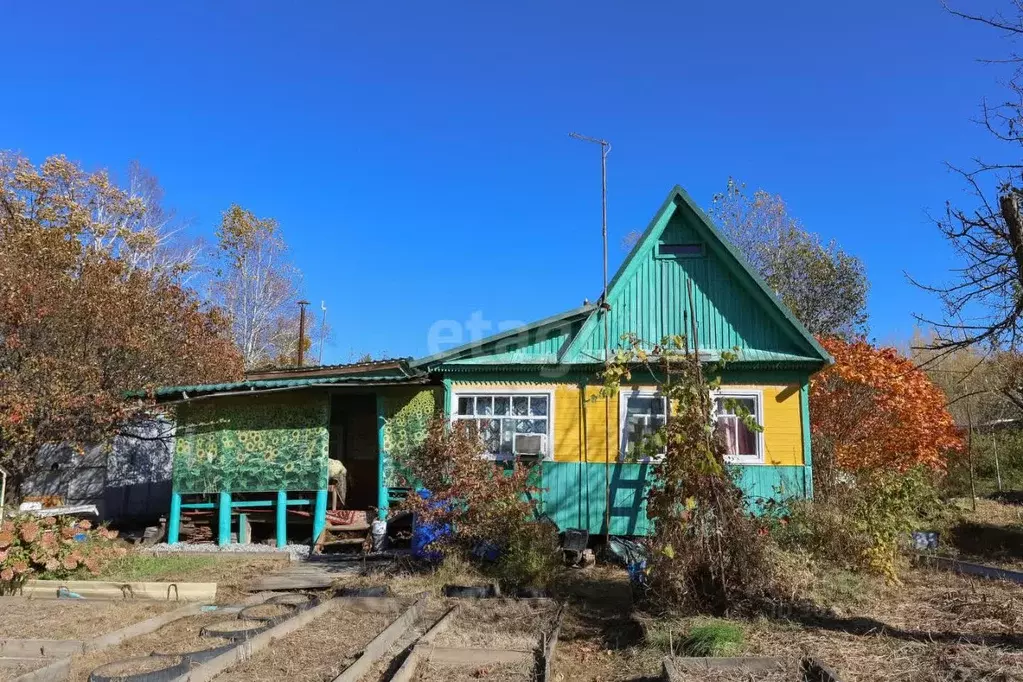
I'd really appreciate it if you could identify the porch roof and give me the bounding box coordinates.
[137,357,429,401]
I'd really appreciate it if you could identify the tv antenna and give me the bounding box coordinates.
[569,131,613,542]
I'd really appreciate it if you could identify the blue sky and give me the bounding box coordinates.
[0,1,1012,362]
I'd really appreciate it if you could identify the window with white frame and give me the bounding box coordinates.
[712,390,764,463]
[453,392,551,459]
[619,390,667,461]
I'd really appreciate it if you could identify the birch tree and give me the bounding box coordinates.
[209,205,306,369]
[709,179,869,339]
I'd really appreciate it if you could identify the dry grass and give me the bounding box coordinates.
[212,600,394,682]
[0,599,178,639]
[68,609,242,682]
[669,658,799,681]
[430,599,558,651]
[413,660,535,681]
[336,555,493,598]
[742,566,1023,682]
[0,659,50,681]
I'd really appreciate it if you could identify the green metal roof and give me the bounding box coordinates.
[136,358,427,401]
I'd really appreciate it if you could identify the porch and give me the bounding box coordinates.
[159,360,439,549]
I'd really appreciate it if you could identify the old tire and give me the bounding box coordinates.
[338,586,390,597]
[89,655,188,682]
[199,618,270,640]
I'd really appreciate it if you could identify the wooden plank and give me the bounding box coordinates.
[916,554,1023,585]
[246,575,334,591]
[0,641,85,659]
[668,657,794,673]
[85,602,202,651]
[427,647,534,665]
[11,656,70,682]
[418,607,458,645]
[539,604,567,682]
[331,595,427,682]
[19,580,217,602]
[173,597,340,682]
[0,658,54,669]
[389,645,424,682]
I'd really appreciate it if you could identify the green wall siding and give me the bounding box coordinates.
[173,392,329,494]
[577,209,804,358]
[538,461,808,536]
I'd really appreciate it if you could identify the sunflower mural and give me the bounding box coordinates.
[380,388,439,487]
[173,393,329,494]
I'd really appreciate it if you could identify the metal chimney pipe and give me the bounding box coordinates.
[297,300,310,366]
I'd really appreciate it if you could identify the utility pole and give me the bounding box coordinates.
[297,300,310,367]
[570,132,612,543]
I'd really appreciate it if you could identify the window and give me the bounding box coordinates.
[657,243,704,258]
[453,391,552,459]
[619,390,667,461]
[712,390,764,463]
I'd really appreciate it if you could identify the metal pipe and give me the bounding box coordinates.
[0,465,8,525]
[297,300,310,367]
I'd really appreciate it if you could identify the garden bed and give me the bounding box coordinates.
[67,608,241,682]
[0,599,180,640]
[429,599,559,651]
[411,659,534,681]
[209,600,395,682]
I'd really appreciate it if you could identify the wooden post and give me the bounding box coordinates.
[168,492,182,545]
[276,490,287,549]
[376,394,389,520]
[966,401,977,512]
[994,434,1003,492]
[218,491,232,546]
[238,513,250,544]
[313,489,328,547]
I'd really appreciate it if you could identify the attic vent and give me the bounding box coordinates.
[658,243,704,258]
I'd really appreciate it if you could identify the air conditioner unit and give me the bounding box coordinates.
[514,434,546,456]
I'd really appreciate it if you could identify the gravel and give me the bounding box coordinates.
[147,542,311,558]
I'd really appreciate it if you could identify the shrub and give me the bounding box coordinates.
[399,415,560,589]
[0,515,126,594]
[775,467,944,581]
[602,334,783,614]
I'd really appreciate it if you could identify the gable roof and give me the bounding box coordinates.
[559,185,831,365]
[418,185,831,370]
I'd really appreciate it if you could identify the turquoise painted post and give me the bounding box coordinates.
[167,492,181,545]
[217,491,231,546]
[799,379,814,499]
[276,490,287,548]
[376,394,389,520]
[312,489,328,547]
[442,378,453,417]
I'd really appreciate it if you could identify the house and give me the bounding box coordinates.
[153,186,831,547]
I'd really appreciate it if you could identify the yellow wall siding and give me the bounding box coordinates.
[449,381,803,466]
[723,384,803,466]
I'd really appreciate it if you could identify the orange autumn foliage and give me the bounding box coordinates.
[810,337,963,472]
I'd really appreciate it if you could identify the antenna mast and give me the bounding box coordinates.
[570,132,613,543]
[319,301,328,365]
[297,300,310,367]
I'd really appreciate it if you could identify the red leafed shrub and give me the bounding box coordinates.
[811,337,963,478]
[0,515,126,593]
[399,416,560,587]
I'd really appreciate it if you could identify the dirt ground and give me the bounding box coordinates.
[211,600,395,682]
[0,599,180,640]
[548,565,1023,682]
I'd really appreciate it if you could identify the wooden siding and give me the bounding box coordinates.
[451,381,804,466]
[538,462,809,536]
